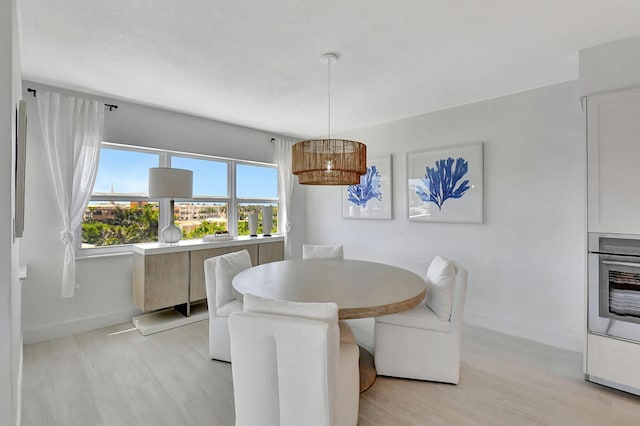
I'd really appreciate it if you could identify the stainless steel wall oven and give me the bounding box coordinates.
[588,233,640,342]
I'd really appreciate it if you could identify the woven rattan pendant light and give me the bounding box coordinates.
[292,53,366,185]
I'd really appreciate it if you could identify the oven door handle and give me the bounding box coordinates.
[602,260,640,268]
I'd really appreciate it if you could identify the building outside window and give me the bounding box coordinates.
[80,142,278,254]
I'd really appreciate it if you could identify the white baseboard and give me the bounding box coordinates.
[464,309,584,353]
[23,308,142,344]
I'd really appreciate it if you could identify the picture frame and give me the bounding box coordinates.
[407,142,483,223]
[14,99,27,238]
[342,154,392,220]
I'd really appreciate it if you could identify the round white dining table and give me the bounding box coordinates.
[232,258,426,320]
[232,258,426,392]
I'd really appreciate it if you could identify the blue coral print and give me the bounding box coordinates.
[416,157,470,210]
[347,165,383,207]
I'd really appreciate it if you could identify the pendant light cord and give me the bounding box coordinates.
[327,55,331,140]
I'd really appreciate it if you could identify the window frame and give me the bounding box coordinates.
[234,161,279,237]
[77,142,279,257]
[166,151,232,239]
[78,143,164,257]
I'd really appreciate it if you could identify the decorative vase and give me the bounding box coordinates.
[248,212,259,237]
[261,206,273,236]
[161,222,182,243]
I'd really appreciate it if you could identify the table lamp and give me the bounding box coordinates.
[149,167,193,243]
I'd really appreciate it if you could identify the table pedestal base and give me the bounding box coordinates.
[359,345,376,393]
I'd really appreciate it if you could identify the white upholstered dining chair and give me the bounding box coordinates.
[229,293,360,426]
[302,244,344,259]
[204,249,252,362]
[374,255,468,384]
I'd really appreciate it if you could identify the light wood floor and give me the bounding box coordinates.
[22,321,640,426]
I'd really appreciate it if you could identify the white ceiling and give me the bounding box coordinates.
[18,0,640,138]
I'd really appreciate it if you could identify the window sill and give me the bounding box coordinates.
[75,249,134,260]
[77,235,284,259]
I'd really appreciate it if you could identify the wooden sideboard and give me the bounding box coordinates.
[132,236,284,314]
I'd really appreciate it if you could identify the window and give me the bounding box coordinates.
[236,163,277,199]
[172,156,228,197]
[92,147,160,195]
[237,202,278,236]
[170,155,229,240]
[82,146,160,250]
[235,163,278,236]
[80,143,279,254]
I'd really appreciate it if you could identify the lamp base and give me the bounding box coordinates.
[161,223,182,243]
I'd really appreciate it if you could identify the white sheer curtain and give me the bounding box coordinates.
[37,91,104,298]
[274,138,294,256]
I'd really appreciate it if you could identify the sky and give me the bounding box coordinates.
[93,148,277,199]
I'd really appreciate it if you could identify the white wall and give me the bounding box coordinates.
[20,81,306,343]
[1,0,22,424]
[580,34,640,96]
[307,81,586,351]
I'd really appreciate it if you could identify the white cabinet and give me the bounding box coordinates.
[587,87,640,233]
[586,87,640,396]
[586,333,640,395]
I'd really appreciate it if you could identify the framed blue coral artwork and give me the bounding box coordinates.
[407,142,483,223]
[342,155,392,219]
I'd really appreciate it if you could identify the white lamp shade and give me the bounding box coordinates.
[149,167,193,199]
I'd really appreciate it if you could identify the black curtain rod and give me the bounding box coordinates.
[26,88,118,111]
